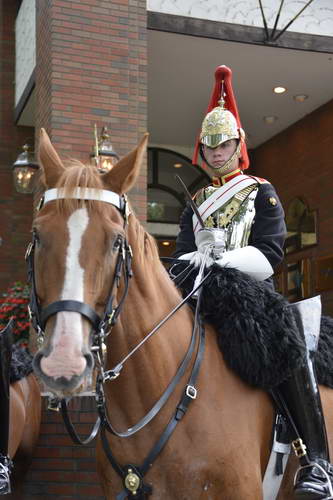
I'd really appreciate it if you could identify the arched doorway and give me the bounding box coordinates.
[147,147,210,256]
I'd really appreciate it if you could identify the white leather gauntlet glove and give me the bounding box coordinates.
[215,246,274,281]
[178,229,226,268]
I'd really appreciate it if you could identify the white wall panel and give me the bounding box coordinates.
[15,0,36,106]
[147,0,333,37]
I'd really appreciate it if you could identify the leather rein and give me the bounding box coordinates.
[27,187,209,499]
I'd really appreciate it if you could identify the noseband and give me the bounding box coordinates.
[26,187,133,350]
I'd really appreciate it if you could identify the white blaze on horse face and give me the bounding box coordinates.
[40,208,90,380]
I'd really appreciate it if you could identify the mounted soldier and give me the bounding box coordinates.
[173,65,333,500]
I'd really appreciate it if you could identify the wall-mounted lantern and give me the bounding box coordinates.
[12,144,39,194]
[90,125,119,173]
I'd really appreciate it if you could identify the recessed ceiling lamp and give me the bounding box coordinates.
[174,163,182,168]
[263,116,278,124]
[273,86,287,94]
[294,94,308,103]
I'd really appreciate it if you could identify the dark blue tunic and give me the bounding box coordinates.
[173,182,287,271]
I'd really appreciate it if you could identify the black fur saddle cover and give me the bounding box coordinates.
[174,264,333,390]
[10,345,33,383]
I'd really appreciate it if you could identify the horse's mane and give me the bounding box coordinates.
[53,159,161,266]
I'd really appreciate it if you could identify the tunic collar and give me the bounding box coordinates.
[212,168,242,187]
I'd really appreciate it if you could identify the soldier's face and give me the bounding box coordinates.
[203,139,239,175]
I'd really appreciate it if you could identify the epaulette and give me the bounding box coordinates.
[249,175,270,185]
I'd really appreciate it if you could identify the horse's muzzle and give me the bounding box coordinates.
[32,351,94,397]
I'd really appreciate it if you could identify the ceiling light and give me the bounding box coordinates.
[162,241,170,246]
[263,116,278,124]
[174,163,182,168]
[293,94,308,103]
[273,86,287,94]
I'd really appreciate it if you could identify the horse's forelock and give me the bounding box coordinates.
[54,160,105,214]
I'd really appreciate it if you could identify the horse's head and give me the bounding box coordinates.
[31,129,148,397]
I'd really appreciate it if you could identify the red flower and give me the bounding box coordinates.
[0,281,31,348]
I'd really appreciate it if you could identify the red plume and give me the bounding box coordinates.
[192,65,249,170]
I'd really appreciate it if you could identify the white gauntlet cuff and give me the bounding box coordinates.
[216,246,274,281]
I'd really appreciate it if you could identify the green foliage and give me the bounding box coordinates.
[0,282,30,347]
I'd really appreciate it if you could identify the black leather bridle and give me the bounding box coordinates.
[27,187,208,499]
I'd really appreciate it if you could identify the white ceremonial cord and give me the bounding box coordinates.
[192,245,213,298]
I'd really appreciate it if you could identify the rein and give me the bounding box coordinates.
[28,188,208,498]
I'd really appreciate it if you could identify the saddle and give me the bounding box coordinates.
[173,263,333,390]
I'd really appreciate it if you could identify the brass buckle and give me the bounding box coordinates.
[292,438,307,458]
[47,396,61,412]
[186,385,197,399]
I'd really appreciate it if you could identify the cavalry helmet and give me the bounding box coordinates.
[193,65,249,170]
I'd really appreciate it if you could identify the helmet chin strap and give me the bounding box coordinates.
[207,140,242,176]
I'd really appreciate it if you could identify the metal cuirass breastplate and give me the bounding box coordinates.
[195,184,259,251]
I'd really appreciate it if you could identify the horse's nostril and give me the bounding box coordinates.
[84,353,94,371]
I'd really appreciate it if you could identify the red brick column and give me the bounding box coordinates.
[0,0,35,292]
[35,0,148,220]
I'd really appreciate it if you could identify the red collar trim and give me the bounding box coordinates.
[212,169,242,186]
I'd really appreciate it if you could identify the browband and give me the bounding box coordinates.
[41,188,123,210]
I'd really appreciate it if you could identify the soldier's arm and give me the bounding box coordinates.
[248,183,286,270]
[173,203,196,258]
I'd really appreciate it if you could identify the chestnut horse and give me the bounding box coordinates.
[0,322,41,499]
[30,128,333,499]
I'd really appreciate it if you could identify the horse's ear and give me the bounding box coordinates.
[102,133,149,194]
[38,128,65,187]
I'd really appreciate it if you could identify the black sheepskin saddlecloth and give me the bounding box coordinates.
[10,344,33,383]
[173,264,333,390]
[316,315,333,388]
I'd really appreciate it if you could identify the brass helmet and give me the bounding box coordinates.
[193,66,249,170]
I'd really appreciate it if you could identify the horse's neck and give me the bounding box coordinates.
[105,219,194,417]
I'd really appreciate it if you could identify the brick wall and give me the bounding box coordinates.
[35,0,148,220]
[0,0,35,292]
[24,396,105,499]
[21,1,148,497]
[252,98,333,315]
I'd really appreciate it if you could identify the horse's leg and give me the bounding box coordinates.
[277,384,333,499]
[7,375,41,500]
[8,382,26,458]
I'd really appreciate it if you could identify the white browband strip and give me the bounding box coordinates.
[43,188,122,209]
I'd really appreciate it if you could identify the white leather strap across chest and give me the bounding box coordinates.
[193,175,258,233]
